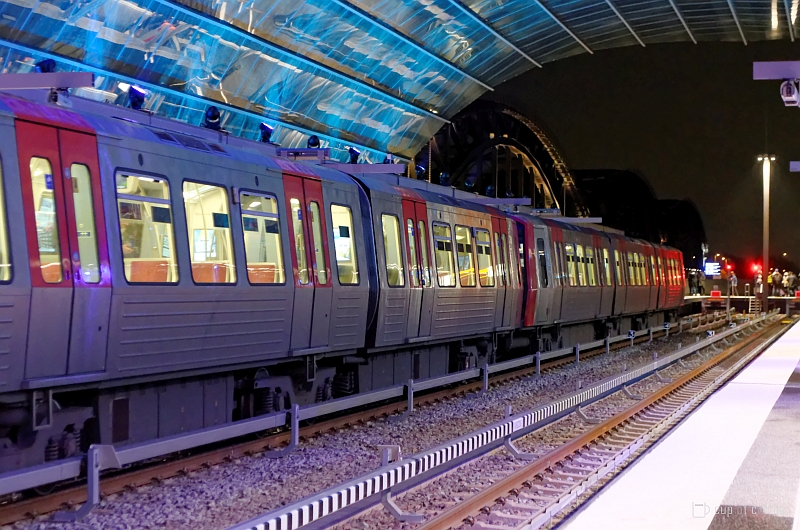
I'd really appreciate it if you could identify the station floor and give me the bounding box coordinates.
[561,320,800,530]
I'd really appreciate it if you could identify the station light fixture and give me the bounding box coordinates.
[307,135,321,148]
[128,85,147,111]
[259,122,275,143]
[204,106,221,130]
[348,146,360,164]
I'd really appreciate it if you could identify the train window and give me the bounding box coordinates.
[332,205,358,285]
[658,256,665,285]
[477,229,494,287]
[614,250,624,286]
[418,221,431,287]
[289,198,310,285]
[586,247,597,286]
[0,162,9,282]
[69,165,100,284]
[116,172,178,283]
[382,214,404,287]
[650,256,658,286]
[30,158,63,283]
[455,226,476,287]
[565,244,577,286]
[183,182,236,284]
[309,202,328,285]
[536,238,548,288]
[558,242,567,286]
[511,234,522,288]
[495,233,506,286]
[241,192,285,284]
[603,249,611,287]
[627,253,636,286]
[434,223,455,287]
[639,253,649,285]
[406,220,419,287]
[550,242,560,286]
[576,245,587,286]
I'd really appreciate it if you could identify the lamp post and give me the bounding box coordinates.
[758,155,775,312]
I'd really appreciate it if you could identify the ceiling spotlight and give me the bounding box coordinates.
[259,122,275,143]
[35,59,56,73]
[128,85,147,111]
[307,135,321,148]
[204,106,221,130]
[348,146,360,164]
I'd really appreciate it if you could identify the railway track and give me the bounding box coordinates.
[0,313,728,526]
[387,316,789,530]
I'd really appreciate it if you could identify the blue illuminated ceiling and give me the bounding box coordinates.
[0,0,793,160]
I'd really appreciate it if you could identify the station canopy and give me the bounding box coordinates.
[0,0,789,161]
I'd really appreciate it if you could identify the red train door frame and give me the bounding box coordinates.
[283,174,332,350]
[401,198,429,339]
[17,121,111,378]
[490,215,507,327]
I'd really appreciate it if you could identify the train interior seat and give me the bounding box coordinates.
[128,259,170,283]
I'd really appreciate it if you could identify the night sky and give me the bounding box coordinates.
[487,40,800,271]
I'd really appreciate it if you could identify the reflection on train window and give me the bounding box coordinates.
[433,223,455,287]
[184,182,236,284]
[382,214,404,287]
[116,172,178,283]
[495,233,506,286]
[477,230,494,287]
[614,250,625,286]
[69,165,100,283]
[30,158,62,283]
[586,247,597,286]
[290,198,309,285]
[240,192,285,284]
[565,244,577,286]
[0,162,11,282]
[332,205,358,285]
[576,245,586,286]
[418,221,431,287]
[406,220,419,287]
[455,226,476,287]
[309,202,327,285]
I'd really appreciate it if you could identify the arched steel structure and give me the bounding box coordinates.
[0,0,790,160]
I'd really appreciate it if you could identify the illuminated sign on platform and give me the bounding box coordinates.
[704,262,721,276]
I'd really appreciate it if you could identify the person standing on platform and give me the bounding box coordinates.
[730,271,738,295]
[756,271,763,294]
[787,271,797,296]
[772,269,783,296]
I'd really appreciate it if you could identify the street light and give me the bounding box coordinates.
[758,155,775,311]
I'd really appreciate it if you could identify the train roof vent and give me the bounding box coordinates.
[172,133,211,152]
[208,143,227,154]
[149,129,178,144]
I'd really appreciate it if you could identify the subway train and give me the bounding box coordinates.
[0,88,685,476]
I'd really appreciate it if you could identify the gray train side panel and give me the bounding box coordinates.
[322,180,368,350]
[100,140,293,378]
[0,118,31,390]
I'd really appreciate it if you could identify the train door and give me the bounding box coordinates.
[401,199,432,339]
[17,121,111,378]
[284,174,332,350]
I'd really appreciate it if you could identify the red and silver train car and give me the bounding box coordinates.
[0,89,684,474]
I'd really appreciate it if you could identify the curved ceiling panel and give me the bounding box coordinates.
[0,0,794,160]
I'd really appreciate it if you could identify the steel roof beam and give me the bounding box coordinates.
[159,0,448,123]
[530,0,594,54]
[447,0,543,68]
[604,0,645,47]
[666,0,697,43]
[332,0,493,91]
[725,0,748,44]
[783,0,796,41]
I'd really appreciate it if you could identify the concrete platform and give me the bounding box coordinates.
[560,320,800,530]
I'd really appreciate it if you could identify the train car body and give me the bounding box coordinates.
[0,89,686,476]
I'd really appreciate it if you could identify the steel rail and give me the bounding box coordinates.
[415,316,787,530]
